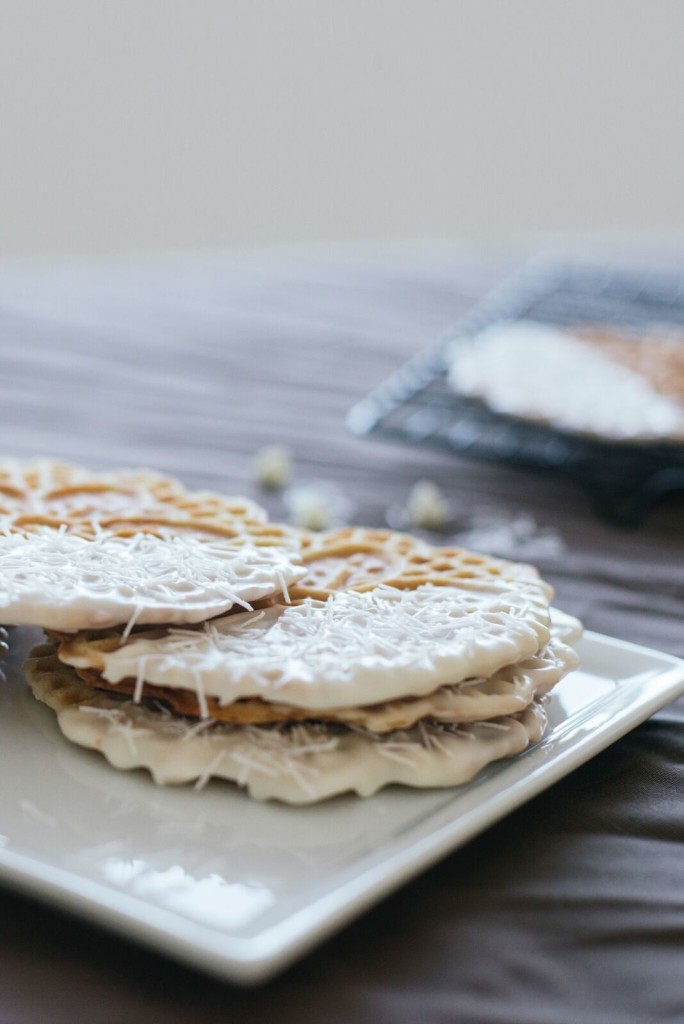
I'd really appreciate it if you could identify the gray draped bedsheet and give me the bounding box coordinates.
[0,247,682,1024]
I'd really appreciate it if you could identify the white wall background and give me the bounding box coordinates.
[0,0,683,259]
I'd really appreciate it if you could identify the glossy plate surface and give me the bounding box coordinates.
[0,627,682,984]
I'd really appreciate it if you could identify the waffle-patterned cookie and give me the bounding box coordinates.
[0,460,304,631]
[68,629,578,731]
[57,575,553,709]
[26,644,549,804]
[0,459,296,548]
[289,526,537,601]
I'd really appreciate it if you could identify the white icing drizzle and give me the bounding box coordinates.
[449,321,684,442]
[0,528,305,630]
[65,580,552,708]
[77,705,154,756]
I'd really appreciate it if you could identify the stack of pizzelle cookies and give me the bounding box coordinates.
[3,460,582,804]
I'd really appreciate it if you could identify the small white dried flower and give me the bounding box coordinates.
[405,480,449,530]
[284,482,354,531]
[252,444,293,490]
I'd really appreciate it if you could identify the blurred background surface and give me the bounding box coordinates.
[1,0,683,261]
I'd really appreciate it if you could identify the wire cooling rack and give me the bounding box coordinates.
[347,260,684,526]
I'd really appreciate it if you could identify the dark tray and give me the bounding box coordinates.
[347,260,684,526]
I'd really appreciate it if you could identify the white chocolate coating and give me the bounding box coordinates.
[26,646,549,804]
[449,321,684,442]
[61,580,553,708]
[346,629,579,732]
[0,529,305,631]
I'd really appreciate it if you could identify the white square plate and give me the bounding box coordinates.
[1,627,683,985]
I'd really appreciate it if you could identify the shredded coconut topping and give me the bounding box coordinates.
[25,644,555,803]
[0,528,305,630]
[66,580,552,708]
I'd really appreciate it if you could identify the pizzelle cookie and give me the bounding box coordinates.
[289,526,537,600]
[68,629,578,730]
[25,514,581,803]
[58,578,554,710]
[0,459,304,631]
[25,644,550,804]
[0,458,293,546]
[448,321,684,443]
